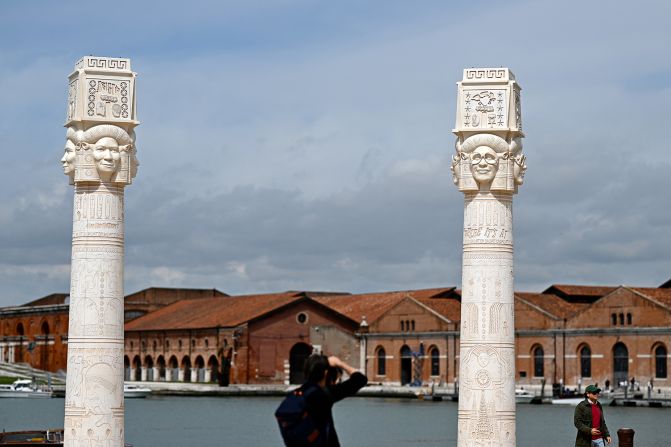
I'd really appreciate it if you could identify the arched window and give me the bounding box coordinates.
[400,345,412,385]
[613,342,629,386]
[400,321,405,331]
[580,345,591,378]
[619,313,624,325]
[626,313,632,325]
[655,345,667,379]
[411,320,415,331]
[611,313,617,325]
[533,346,544,377]
[430,347,440,376]
[376,347,386,376]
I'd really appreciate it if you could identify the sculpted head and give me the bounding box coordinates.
[469,146,499,185]
[92,137,121,180]
[61,139,77,175]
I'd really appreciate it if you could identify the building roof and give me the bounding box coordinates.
[22,293,69,307]
[659,278,671,289]
[542,284,617,303]
[124,287,228,304]
[629,287,671,310]
[313,288,459,324]
[124,291,308,331]
[313,292,408,324]
[515,292,587,320]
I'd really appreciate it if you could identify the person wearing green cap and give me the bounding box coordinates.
[574,384,611,446]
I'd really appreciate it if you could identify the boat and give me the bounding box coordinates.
[0,429,63,446]
[0,429,132,447]
[515,388,535,404]
[0,379,53,398]
[124,383,152,398]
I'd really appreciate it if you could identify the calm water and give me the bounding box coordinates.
[0,396,666,446]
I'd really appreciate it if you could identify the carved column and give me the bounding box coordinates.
[452,68,526,447]
[60,56,139,447]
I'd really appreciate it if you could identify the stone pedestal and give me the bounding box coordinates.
[61,56,139,447]
[452,68,526,447]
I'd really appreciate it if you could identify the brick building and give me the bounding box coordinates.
[1,281,669,391]
[124,291,359,384]
[0,288,225,373]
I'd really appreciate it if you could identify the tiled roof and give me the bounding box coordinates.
[630,287,671,309]
[515,292,586,319]
[543,284,617,297]
[313,292,408,324]
[313,288,459,324]
[414,297,461,322]
[22,293,69,306]
[124,292,305,331]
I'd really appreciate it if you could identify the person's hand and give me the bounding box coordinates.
[328,356,341,368]
[591,428,601,436]
[606,436,612,445]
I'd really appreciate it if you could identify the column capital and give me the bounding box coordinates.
[61,56,139,186]
[452,68,525,193]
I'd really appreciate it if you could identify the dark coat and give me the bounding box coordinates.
[574,398,610,447]
[300,372,368,447]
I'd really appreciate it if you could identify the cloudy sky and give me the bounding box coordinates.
[0,0,669,307]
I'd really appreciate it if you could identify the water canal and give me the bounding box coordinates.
[1,396,666,446]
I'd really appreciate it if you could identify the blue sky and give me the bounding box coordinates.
[1,0,670,306]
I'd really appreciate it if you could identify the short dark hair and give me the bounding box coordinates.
[304,354,329,383]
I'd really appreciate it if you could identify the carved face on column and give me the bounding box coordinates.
[93,137,121,181]
[469,146,499,186]
[61,139,77,175]
[513,154,527,185]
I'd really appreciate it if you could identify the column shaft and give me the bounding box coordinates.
[64,183,125,447]
[458,191,516,447]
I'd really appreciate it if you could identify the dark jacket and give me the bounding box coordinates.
[574,398,609,447]
[300,371,367,447]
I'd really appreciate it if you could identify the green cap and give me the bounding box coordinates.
[585,385,601,394]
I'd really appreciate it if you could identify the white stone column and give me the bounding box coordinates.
[452,68,526,447]
[61,56,139,447]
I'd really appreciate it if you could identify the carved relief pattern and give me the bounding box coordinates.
[458,191,516,447]
[462,89,508,129]
[76,57,129,71]
[86,79,129,119]
[465,69,508,80]
[67,81,77,121]
[64,344,124,447]
[65,184,126,447]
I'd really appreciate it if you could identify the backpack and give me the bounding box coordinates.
[275,386,328,446]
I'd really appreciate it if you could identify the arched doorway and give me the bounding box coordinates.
[181,356,192,383]
[133,355,142,381]
[400,345,412,385]
[613,342,629,387]
[124,356,131,381]
[157,355,166,381]
[195,356,205,382]
[289,343,312,384]
[208,355,219,383]
[144,355,154,381]
[169,355,179,382]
